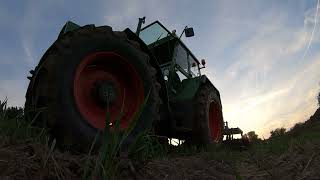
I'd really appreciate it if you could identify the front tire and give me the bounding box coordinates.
[191,84,224,145]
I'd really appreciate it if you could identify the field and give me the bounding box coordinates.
[0,99,319,179]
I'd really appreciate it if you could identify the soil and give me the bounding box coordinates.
[0,108,319,180]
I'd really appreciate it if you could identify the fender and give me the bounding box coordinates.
[201,75,222,107]
[174,75,221,106]
[171,75,223,134]
[58,21,81,38]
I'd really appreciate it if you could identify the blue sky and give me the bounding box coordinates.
[1,0,319,138]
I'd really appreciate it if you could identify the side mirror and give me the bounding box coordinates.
[201,59,206,66]
[185,27,194,37]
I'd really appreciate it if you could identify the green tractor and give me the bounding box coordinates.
[25,17,224,149]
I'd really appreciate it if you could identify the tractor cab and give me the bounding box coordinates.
[138,20,206,97]
[138,21,202,80]
[136,19,223,140]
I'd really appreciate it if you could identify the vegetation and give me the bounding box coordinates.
[270,127,286,138]
[245,131,261,143]
[0,99,47,142]
[1,96,320,179]
[82,90,167,179]
[0,97,167,179]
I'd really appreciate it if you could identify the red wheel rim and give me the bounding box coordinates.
[208,102,223,142]
[73,52,144,130]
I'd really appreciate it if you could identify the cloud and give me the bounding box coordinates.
[304,2,320,27]
[0,80,28,107]
[200,2,320,138]
[99,0,183,32]
[222,50,320,138]
[22,39,35,67]
[301,0,320,60]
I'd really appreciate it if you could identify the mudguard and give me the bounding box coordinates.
[58,21,81,38]
[171,75,222,135]
[175,75,221,105]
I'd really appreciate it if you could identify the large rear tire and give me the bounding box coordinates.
[191,84,224,145]
[25,25,160,151]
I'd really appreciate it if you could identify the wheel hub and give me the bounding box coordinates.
[94,81,117,106]
[73,52,145,130]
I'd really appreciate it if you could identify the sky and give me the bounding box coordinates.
[0,0,320,138]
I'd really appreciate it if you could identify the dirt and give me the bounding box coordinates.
[135,139,320,180]
[236,141,320,180]
[0,108,319,180]
[1,142,319,180]
[0,140,238,180]
[0,139,84,179]
[137,155,237,180]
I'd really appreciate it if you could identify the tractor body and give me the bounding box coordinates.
[136,20,223,140]
[25,18,224,148]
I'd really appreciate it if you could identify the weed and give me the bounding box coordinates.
[83,89,167,179]
[0,99,49,143]
[127,133,168,161]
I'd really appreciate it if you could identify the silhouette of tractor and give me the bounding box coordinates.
[223,121,250,150]
[25,17,224,149]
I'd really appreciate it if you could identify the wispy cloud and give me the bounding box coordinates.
[301,0,320,61]
[22,40,34,67]
[201,1,320,137]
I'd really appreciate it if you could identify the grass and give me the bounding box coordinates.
[1,97,319,179]
[81,89,169,179]
[0,94,168,179]
[249,118,320,156]
[232,117,320,179]
[0,99,48,143]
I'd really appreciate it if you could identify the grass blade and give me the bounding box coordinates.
[44,138,56,167]
[83,131,100,180]
[119,89,151,146]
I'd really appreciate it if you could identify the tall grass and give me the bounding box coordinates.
[1,92,168,179]
[0,99,48,142]
[83,90,167,179]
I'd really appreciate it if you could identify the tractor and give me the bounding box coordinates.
[25,17,224,150]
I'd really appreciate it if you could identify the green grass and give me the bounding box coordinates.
[249,119,320,156]
[1,97,319,179]
[0,99,48,143]
[82,89,168,179]
[0,95,168,179]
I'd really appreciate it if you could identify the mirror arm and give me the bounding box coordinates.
[179,26,188,39]
[136,16,146,36]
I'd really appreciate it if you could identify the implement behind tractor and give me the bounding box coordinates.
[25,17,224,150]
